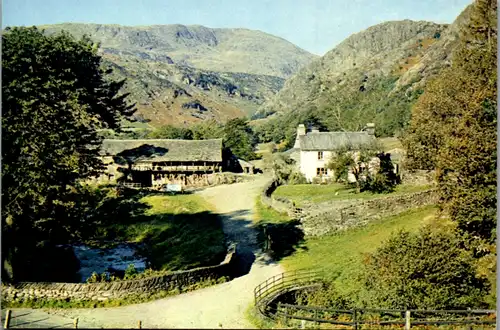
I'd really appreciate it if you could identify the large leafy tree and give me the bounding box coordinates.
[402,0,497,241]
[2,27,135,281]
[222,118,258,160]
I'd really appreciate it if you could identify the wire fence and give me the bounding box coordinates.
[1,310,145,329]
[276,303,496,329]
[254,271,497,329]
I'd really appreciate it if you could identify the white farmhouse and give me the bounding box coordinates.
[291,123,376,182]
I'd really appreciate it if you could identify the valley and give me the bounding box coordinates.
[2,0,497,328]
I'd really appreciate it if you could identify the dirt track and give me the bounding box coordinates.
[4,175,283,329]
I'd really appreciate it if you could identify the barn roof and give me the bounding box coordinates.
[299,132,375,151]
[100,139,223,162]
[237,158,254,168]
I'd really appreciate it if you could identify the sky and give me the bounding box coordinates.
[2,0,473,55]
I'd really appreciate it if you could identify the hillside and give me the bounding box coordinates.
[36,23,317,127]
[101,52,285,126]
[253,6,473,145]
[40,23,317,79]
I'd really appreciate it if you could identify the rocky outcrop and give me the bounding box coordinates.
[258,19,449,117]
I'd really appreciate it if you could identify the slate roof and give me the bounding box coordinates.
[299,132,375,151]
[237,158,255,168]
[100,139,223,162]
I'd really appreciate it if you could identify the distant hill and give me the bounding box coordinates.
[34,23,317,127]
[39,23,317,79]
[253,6,473,145]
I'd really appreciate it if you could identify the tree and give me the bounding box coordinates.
[364,152,400,193]
[2,27,135,281]
[327,142,397,193]
[360,226,488,309]
[402,0,497,241]
[190,119,225,140]
[268,153,306,185]
[222,118,258,160]
[147,125,193,139]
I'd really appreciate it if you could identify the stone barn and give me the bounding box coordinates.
[95,138,224,188]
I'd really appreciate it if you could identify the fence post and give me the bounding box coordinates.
[263,226,268,251]
[73,318,79,329]
[4,310,11,329]
[301,319,306,329]
[353,309,358,330]
[138,320,142,329]
[405,310,411,330]
[466,308,472,330]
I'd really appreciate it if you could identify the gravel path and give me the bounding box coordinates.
[6,175,283,329]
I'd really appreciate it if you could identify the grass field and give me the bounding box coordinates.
[280,205,439,296]
[273,183,433,207]
[254,196,291,224]
[99,191,226,271]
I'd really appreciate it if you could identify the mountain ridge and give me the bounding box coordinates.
[38,23,318,79]
[30,22,319,126]
[252,13,473,144]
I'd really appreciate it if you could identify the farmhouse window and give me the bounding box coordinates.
[316,167,326,176]
[318,151,324,160]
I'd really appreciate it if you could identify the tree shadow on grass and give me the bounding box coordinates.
[255,219,307,262]
[215,209,308,277]
[90,188,227,271]
[133,210,227,271]
[93,187,153,226]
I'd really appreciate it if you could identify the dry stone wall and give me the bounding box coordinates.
[260,179,297,217]
[2,246,237,303]
[300,189,438,236]
[401,170,436,186]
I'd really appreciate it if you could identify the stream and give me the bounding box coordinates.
[66,243,147,282]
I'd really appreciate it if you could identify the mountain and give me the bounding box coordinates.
[37,23,318,127]
[253,6,473,146]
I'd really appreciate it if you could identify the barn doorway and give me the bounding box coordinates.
[131,171,152,187]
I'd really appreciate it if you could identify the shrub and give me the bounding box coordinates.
[359,226,488,309]
[123,264,138,279]
[86,271,110,283]
[270,153,306,185]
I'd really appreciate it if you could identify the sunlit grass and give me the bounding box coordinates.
[105,193,226,271]
[273,183,433,207]
[281,205,439,295]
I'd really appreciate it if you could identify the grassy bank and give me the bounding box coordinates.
[280,205,439,296]
[100,192,226,271]
[254,196,291,225]
[253,196,306,261]
[273,183,433,207]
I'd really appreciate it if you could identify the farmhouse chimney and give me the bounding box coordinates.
[364,123,375,136]
[294,124,306,149]
[311,126,320,133]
